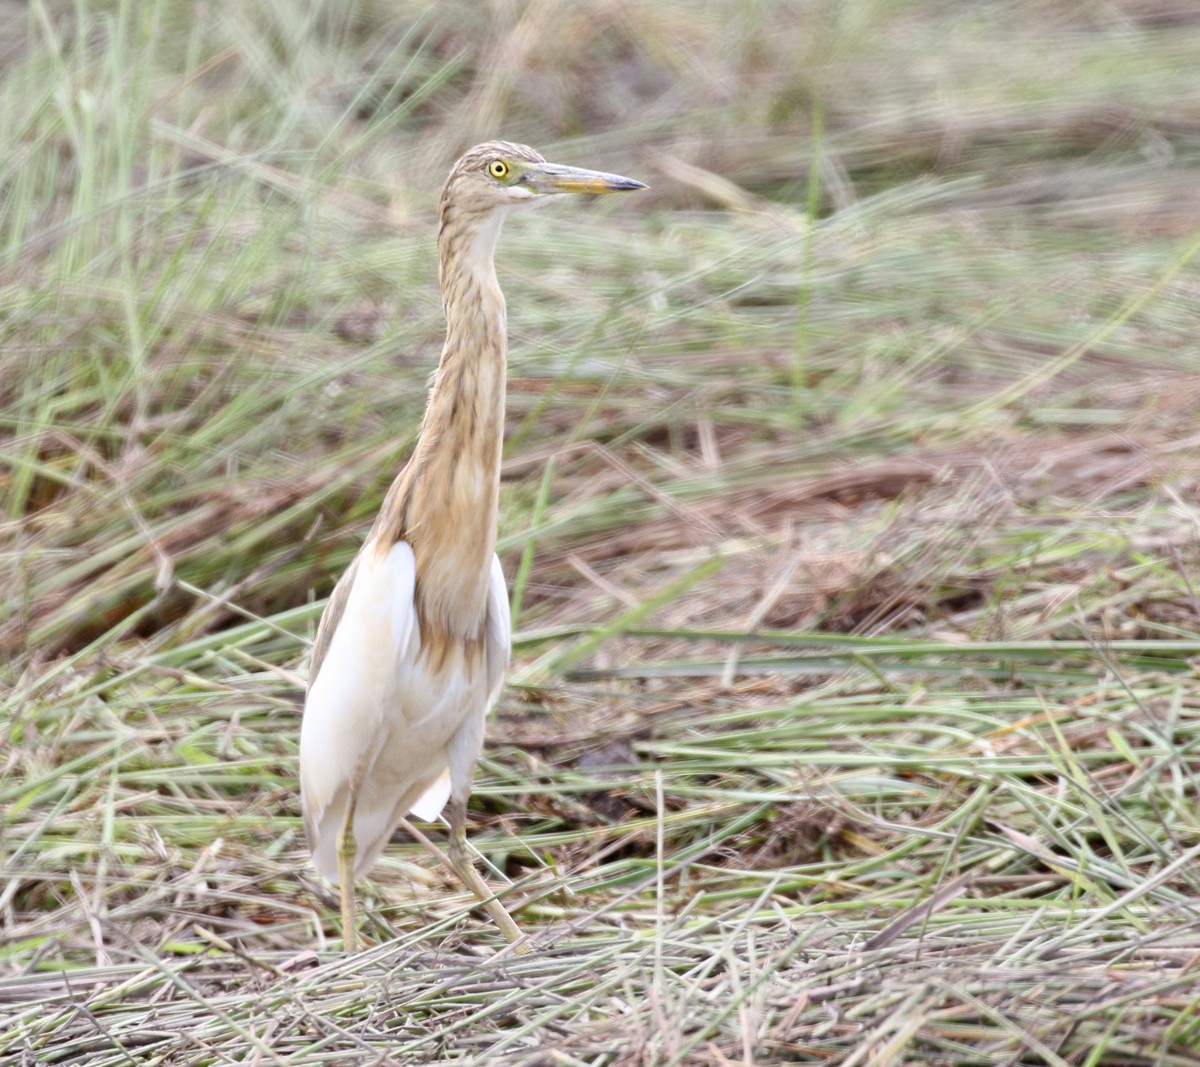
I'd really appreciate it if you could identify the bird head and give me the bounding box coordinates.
[441,141,647,218]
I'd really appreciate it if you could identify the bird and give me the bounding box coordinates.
[299,142,646,953]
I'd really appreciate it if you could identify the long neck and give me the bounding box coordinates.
[424,206,509,470]
[390,205,509,640]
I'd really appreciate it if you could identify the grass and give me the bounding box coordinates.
[3,0,1200,1062]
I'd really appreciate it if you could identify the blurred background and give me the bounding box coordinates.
[4,1,1200,1061]
[4,0,1199,658]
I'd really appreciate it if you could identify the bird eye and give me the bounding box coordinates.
[488,160,510,179]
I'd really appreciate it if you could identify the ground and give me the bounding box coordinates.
[3,1,1200,1063]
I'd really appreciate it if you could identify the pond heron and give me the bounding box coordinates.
[299,142,646,952]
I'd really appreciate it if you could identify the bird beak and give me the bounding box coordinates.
[522,162,647,195]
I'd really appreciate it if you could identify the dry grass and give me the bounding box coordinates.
[4,0,1200,1063]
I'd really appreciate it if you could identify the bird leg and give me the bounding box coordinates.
[337,794,359,953]
[446,797,530,954]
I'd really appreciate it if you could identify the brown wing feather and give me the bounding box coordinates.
[307,551,362,691]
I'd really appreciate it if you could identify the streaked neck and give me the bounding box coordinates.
[401,207,509,637]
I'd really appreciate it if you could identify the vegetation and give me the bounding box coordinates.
[3,0,1200,1062]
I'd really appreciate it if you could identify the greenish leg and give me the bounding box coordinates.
[447,798,530,955]
[337,795,359,953]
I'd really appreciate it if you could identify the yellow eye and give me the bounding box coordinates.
[488,159,510,179]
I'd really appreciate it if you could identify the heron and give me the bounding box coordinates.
[299,142,646,952]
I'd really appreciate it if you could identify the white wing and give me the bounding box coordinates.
[408,553,511,821]
[484,552,512,704]
[300,540,417,879]
[301,547,514,883]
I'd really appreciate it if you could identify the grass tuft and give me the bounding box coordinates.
[3,0,1200,1062]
